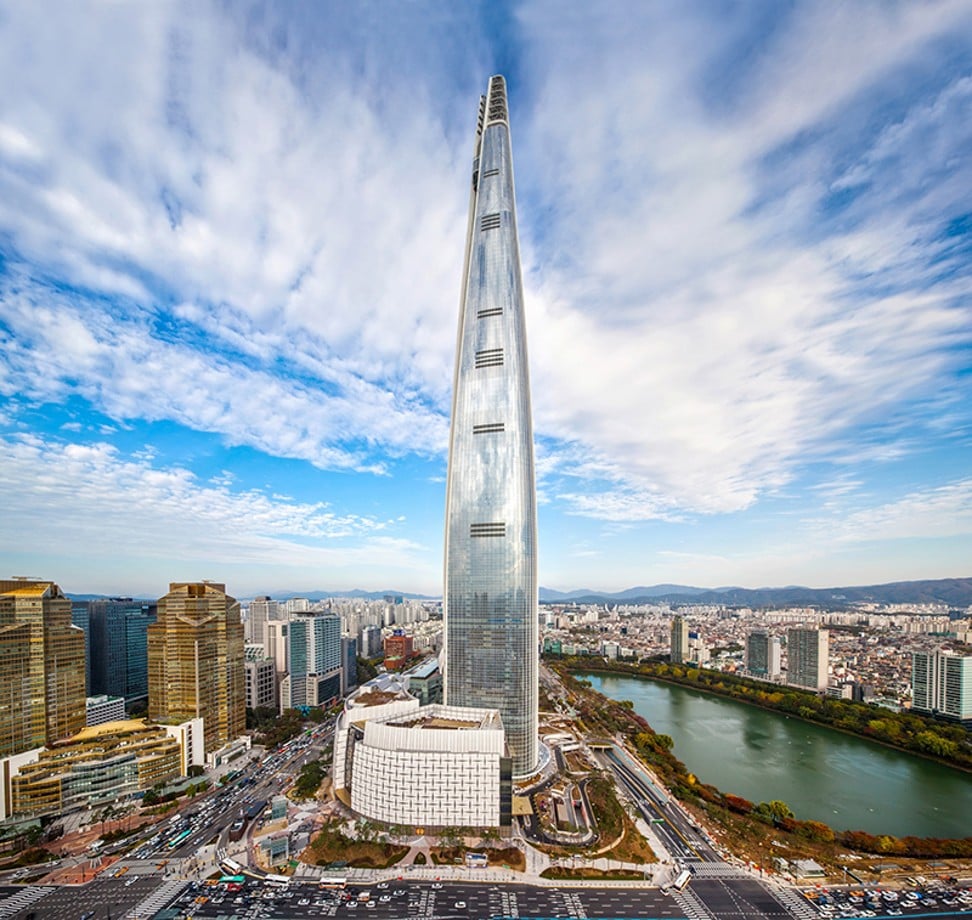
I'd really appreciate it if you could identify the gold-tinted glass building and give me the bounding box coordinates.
[11,719,183,818]
[0,580,86,757]
[148,581,244,753]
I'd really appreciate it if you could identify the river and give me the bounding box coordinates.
[581,672,972,839]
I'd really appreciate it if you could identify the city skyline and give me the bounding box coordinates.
[2,3,972,596]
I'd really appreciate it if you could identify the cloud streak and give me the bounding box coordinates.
[1,1,971,590]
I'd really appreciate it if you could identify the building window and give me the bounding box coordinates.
[473,423,505,434]
[477,307,503,318]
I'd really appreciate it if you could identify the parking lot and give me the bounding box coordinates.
[806,879,972,917]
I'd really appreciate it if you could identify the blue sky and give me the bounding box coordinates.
[2,1,971,598]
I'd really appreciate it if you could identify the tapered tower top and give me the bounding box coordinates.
[485,75,508,125]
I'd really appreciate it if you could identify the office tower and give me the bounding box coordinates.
[147,581,244,753]
[786,627,830,691]
[912,649,972,724]
[265,620,290,679]
[0,579,86,756]
[284,597,310,615]
[280,613,342,710]
[746,630,782,679]
[341,636,358,695]
[70,601,92,693]
[670,615,689,665]
[88,598,157,703]
[443,75,538,776]
[244,652,276,710]
[246,596,278,646]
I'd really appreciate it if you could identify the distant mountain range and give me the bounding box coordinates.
[66,589,439,603]
[538,577,972,609]
[67,577,972,608]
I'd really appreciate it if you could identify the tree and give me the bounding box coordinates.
[754,800,794,824]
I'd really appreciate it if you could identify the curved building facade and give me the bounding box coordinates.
[332,678,511,828]
[443,75,538,776]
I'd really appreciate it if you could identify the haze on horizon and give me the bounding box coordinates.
[2,2,971,599]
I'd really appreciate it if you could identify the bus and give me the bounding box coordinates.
[319,877,347,890]
[265,874,290,887]
[219,875,246,885]
[674,869,692,891]
[168,828,192,848]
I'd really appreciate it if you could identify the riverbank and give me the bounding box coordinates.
[550,662,972,860]
[556,656,972,773]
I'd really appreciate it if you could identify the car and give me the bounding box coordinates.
[431,883,443,889]
[454,901,467,909]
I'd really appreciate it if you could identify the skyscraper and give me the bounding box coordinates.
[444,75,538,776]
[0,579,86,756]
[147,581,244,753]
[670,615,689,665]
[88,597,157,703]
[912,648,972,725]
[786,627,830,691]
[746,630,782,680]
[279,612,342,710]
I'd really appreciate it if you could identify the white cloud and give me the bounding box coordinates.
[0,0,970,563]
[0,282,448,472]
[514,2,972,519]
[0,433,427,572]
[819,478,972,544]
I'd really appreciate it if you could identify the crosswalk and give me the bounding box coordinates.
[0,886,54,919]
[770,884,818,920]
[672,886,716,920]
[122,879,187,919]
[688,861,752,879]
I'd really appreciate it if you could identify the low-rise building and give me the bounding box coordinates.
[332,676,511,828]
[85,694,126,726]
[8,720,184,819]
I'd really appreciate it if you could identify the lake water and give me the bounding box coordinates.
[582,672,972,838]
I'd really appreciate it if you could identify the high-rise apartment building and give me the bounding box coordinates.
[746,630,782,679]
[912,649,972,725]
[443,75,538,776]
[0,579,86,756]
[786,627,830,691]
[359,624,383,659]
[147,581,244,753]
[88,598,157,702]
[670,615,689,665]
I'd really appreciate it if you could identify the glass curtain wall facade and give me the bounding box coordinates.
[89,599,157,702]
[0,580,86,757]
[444,75,538,776]
[147,581,245,753]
